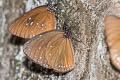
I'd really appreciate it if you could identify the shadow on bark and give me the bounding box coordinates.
[23,57,70,76]
[8,35,29,45]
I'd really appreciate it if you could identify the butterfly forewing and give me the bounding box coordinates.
[23,30,74,72]
[105,16,120,70]
[9,5,56,38]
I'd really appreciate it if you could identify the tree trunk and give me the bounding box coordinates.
[0,0,120,80]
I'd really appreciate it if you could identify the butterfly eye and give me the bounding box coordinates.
[9,5,56,38]
[105,15,120,70]
[23,30,74,73]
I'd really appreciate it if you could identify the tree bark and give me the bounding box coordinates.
[1,0,120,80]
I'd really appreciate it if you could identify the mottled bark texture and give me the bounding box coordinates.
[0,0,120,80]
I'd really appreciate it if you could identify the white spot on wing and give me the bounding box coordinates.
[39,47,41,50]
[116,56,120,62]
[49,53,51,56]
[28,17,32,20]
[32,34,35,37]
[26,23,29,26]
[36,23,39,25]
[30,21,33,25]
[40,56,42,59]
[39,35,42,37]
[50,45,53,48]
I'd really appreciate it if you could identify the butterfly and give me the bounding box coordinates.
[23,26,74,73]
[104,15,120,70]
[8,5,56,38]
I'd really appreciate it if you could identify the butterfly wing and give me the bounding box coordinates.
[23,30,63,69]
[9,6,56,38]
[105,16,120,70]
[23,30,74,72]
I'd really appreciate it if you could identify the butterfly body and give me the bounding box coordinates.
[9,5,56,38]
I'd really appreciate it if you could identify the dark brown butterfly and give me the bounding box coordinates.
[105,15,120,70]
[9,5,56,38]
[23,27,74,73]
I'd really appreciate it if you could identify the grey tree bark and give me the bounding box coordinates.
[0,0,120,80]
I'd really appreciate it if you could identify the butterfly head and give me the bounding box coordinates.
[63,24,72,39]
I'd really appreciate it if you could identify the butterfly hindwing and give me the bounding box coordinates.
[23,30,74,72]
[105,16,120,70]
[46,39,74,72]
[44,31,74,72]
[9,5,56,38]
